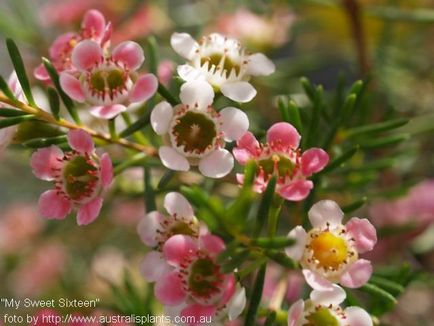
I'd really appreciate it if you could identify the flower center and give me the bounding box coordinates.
[172,111,217,155]
[201,53,240,76]
[169,221,197,237]
[305,307,339,326]
[188,257,223,299]
[62,155,98,201]
[88,66,127,100]
[309,232,348,270]
[257,154,296,180]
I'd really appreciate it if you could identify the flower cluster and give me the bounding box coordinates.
[137,193,246,325]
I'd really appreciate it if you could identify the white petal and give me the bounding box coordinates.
[302,269,334,291]
[287,300,305,326]
[151,101,173,135]
[246,53,275,76]
[308,200,344,229]
[220,107,249,141]
[170,32,198,60]
[228,287,246,320]
[158,146,190,171]
[140,251,172,282]
[137,211,163,247]
[177,64,206,82]
[220,81,257,103]
[345,306,373,326]
[198,149,234,178]
[310,284,346,306]
[164,192,194,218]
[285,226,307,261]
[180,80,214,108]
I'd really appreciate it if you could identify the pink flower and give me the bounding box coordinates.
[285,200,377,290]
[287,285,372,326]
[59,39,158,119]
[233,122,329,201]
[30,129,113,225]
[157,60,174,86]
[34,9,112,82]
[143,234,245,325]
[151,81,249,178]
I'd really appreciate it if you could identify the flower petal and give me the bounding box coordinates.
[30,146,64,181]
[100,153,113,189]
[198,149,234,178]
[220,107,249,141]
[345,307,373,326]
[162,234,198,266]
[180,80,214,109]
[310,284,346,306]
[279,180,313,202]
[266,122,300,148]
[220,81,256,103]
[137,211,164,247]
[170,32,198,60]
[59,73,85,102]
[233,132,259,164]
[71,40,102,71]
[177,64,206,82]
[302,269,334,291]
[67,129,94,154]
[285,226,307,261]
[130,73,158,103]
[82,9,106,40]
[158,146,190,171]
[308,200,344,229]
[301,148,329,176]
[34,64,50,81]
[246,53,275,76]
[151,101,173,135]
[155,270,187,306]
[90,104,127,120]
[200,234,225,255]
[112,41,144,70]
[164,192,194,218]
[76,197,103,225]
[287,300,305,326]
[140,251,172,282]
[181,304,216,323]
[38,190,72,220]
[345,218,377,254]
[340,259,372,288]
[228,287,246,321]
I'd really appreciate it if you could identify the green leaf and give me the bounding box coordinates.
[254,176,277,237]
[346,118,409,138]
[264,311,277,326]
[244,264,267,326]
[0,75,18,102]
[359,134,409,150]
[157,83,179,106]
[360,283,397,314]
[6,38,36,107]
[251,236,295,249]
[300,77,316,101]
[47,87,60,120]
[342,197,367,213]
[277,96,290,123]
[143,166,156,212]
[0,114,34,128]
[317,146,359,175]
[265,250,298,269]
[23,135,68,148]
[369,275,405,297]
[220,249,250,274]
[147,36,158,75]
[287,99,303,133]
[157,170,176,190]
[0,108,27,117]
[119,110,151,137]
[243,160,257,188]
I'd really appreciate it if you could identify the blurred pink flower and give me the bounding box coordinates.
[263,263,304,305]
[157,60,174,87]
[234,122,329,201]
[110,199,144,225]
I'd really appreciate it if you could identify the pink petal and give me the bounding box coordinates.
[155,271,187,305]
[233,132,259,164]
[67,129,94,154]
[340,259,372,288]
[112,41,144,70]
[308,200,344,229]
[49,32,77,60]
[137,211,164,247]
[76,197,103,225]
[345,307,373,326]
[181,304,216,326]
[100,153,113,189]
[266,122,300,149]
[34,64,50,81]
[164,192,194,218]
[59,73,85,102]
[200,234,225,255]
[31,146,64,181]
[90,104,127,120]
[198,149,234,178]
[163,234,198,266]
[220,274,236,304]
[287,300,305,326]
[71,40,103,71]
[302,269,334,291]
[279,180,313,201]
[130,73,158,103]
[346,218,377,254]
[81,9,106,40]
[39,190,72,220]
[140,251,172,282]
[301,148,329,176]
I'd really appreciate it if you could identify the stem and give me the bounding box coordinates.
[267,196,284,237]
[108,118,118,140]
[0,94,156,155]
[157,83,179,106]
[244,264,267,326]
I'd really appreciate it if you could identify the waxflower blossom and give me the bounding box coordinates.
[285,200,377,290]
[151,80,249,178]
[34,9,112,81]
[30,129,113,225]
[59,38,158,119]
[170,32,275,103]
[233,122,329,201]
[287,285,372,326]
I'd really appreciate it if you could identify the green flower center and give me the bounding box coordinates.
[305,307,339,326]
[63,156,98,200]
[168,221,197,237]
[90,68,126,96]
[172,111,217,154]
[201,53,240,75]
[257,154,295,179]
[188,257,223,298]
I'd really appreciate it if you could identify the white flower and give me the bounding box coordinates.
[151,80,249,178]
[171,32,275,103]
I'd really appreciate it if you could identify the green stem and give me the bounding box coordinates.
[108,118,118,140]
[157,83,179,106]
[243,264,267,326]
[267,196,284,237]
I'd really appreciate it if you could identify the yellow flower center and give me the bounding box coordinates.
[310,232,348,270]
